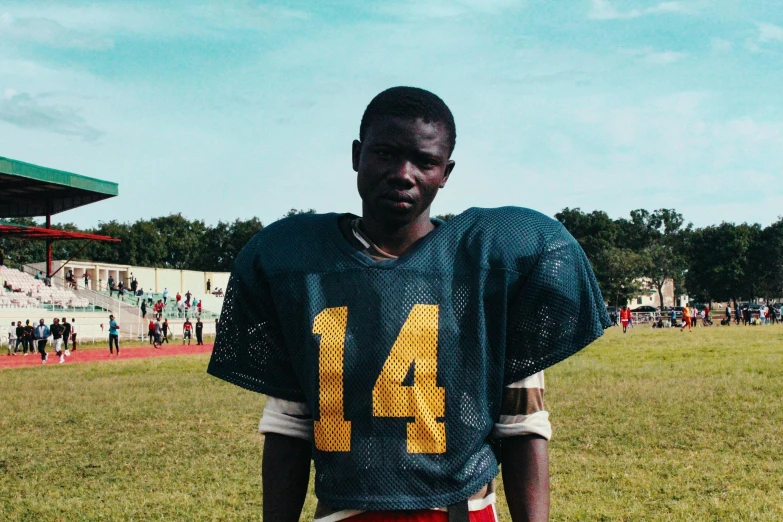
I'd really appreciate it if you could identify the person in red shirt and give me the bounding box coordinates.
[620,306,631,333]
[183,319,193,345]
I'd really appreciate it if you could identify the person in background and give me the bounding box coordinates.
[183,318,193,345]
[176,291,182,305]
[148,319,156,345]
[185,290,192,306]
[7,321,16,356]
[35,271,42,281]
[214,318,219,335]
[70,318,78,351]
[162,288,169,305]
[153,318,163,349]
[620,306,631,333]
[725,306,731,326]
[108,314,120,356]
[195,318,204,345]
[50,317,66,363]
[681,304,692,332]
[62,317,71,355]
[34,318,50,364]
[206,279,211,293]
[15,320,25,354]
[162,319,170,344]
[141,300,147,319]
[23,320,34,354]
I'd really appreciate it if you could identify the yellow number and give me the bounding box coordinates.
[313,304,446,454]
[372,304,446,454]
[313,307,352,452]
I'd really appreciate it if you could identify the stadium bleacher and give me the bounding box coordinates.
[0,266,90,309]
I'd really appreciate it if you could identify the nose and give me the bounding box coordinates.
[388,160,416,188]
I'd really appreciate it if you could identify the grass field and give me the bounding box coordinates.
[1,326,781,521]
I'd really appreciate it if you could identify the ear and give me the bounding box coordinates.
[352,140,362,172]
[439,160,455,189]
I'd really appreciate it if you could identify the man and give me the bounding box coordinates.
[208,87,610,522]
[163,288,169,305]
[7,321,16,356]
[162,319,170,344]
[108,314,120,356]
[153,318,163,349]
[620,306,631,333]
[195,318,204,345]
[15,321,25,354]
[62,317,72,355]
[34,318,50,364]
[206,279,211,293]
[680,304,692,332]
[183,318,193,345]
[690,305,698,328]
[70,318,78,351]
[23,320,34,354]
[50,317,66,364]
[185,290,192,306]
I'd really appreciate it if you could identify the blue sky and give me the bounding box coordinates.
[1,0,782,228]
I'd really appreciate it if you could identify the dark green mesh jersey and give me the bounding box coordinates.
[208,207,610,511]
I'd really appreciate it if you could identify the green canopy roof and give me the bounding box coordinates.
[0,156,118,218]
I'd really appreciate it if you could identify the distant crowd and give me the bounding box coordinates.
[5,317,78,364]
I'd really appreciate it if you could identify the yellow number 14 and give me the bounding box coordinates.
[312,305,446,454]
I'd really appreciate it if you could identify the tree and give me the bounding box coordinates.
[684,222,760,305]
[747,219,783,301]
[592,247,648,307]
[617,209,690,308]
[434,213,456,222]
[282,208,317,219]
[0,217,45,269]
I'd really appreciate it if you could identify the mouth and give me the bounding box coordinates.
[379,190,415,206]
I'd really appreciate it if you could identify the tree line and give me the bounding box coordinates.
[3,207,782,306]
[554,208,783,307]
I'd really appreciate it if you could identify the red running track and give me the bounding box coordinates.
[0,343,213,370]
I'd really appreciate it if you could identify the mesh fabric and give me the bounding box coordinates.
[208,207,610,510]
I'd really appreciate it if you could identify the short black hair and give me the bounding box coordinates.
[360,86,456,154]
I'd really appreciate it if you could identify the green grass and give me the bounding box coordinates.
[1,326,782,521]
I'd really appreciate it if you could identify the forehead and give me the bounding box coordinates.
[363,116,451,155]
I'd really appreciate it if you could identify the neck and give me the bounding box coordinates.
[360,210,434,257]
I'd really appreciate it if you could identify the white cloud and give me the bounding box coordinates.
[587,0,689,20]
[744,22,783,53]
[0,12,113,50]
[710,38,733,53]
[622,47,686,65]
[0,89,104,141]
[757,22,783,43]
[376,0,524,19]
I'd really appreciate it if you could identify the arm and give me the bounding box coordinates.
[501,435,550,522]
[262,433,311,522]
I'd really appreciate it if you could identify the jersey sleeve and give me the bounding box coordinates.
[492,371,551,440]
[206,239,305,402]
[504,222,611,384]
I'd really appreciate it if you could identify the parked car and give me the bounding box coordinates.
[631,306,659,313]
[663,306,686,318]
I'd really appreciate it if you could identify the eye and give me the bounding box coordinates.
[376,150,392,160]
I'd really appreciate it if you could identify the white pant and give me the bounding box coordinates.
[53,338,63,352]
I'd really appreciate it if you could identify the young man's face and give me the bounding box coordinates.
[353,116,454,226]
